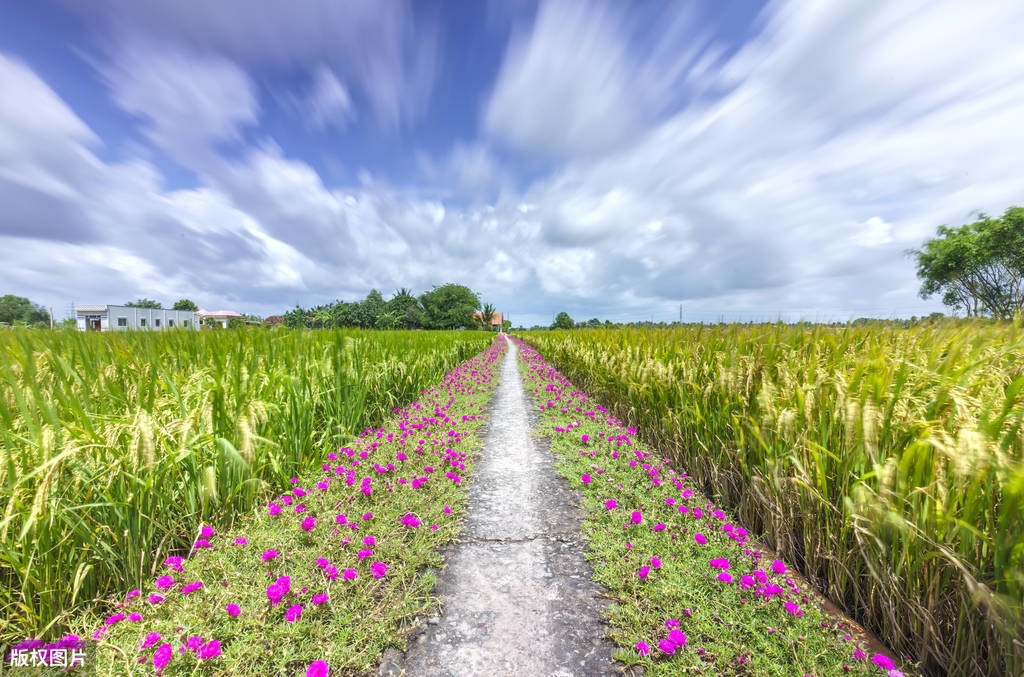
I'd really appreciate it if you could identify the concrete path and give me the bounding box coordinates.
[389,335,622,676]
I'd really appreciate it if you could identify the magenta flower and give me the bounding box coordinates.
[362,535,376,547]
[148,594,165,604]
[183,636,203,654]
[872,654,895,670]
[153,643,172,675]
[325,565,339,580]
[127,589,141,599]
[181,581,203,595]
[658,638,676,654]
[630,511,642,524]
[302,517,316,532]
[233,537,248,545]
[371,561,387,578]
[694,533,707,545]
[105,613,125,626]
[163,556,183,572]
[400,513,421,527]
[362,512,373,520]
[605,499,617,510]
[197,639,221,660]
[710,558,731,570]
[717,572,733,583]
[128,612,143,622]
[357,548,373,560]
[307,660,330,677]
[443,505,452,514]
[267,575,291,606]
[638,566,651,580]
[581,473,592,484]
[200,525,215,539]
[226,604,240,617]
[193,538,211,549]
[740,574,755,589]
[651,557,662,570]
[262,549,278,562]
[295,504,306,514]
[771,559,786,575]
[269,502,282,516]
[581,434,589,443]
[312,593,328,605]
[139,632,161,650]
[785,601,803,616]
[343,568,357,580]
[667,629,687,647]
[286,604,303,622]
[653,523,666,532]
[335,514,347,524]
[635,641,650,656]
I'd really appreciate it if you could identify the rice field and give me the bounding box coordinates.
[520,322,1024,677]
[0,328,492,644]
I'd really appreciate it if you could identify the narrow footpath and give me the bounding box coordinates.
[390,335,623,676]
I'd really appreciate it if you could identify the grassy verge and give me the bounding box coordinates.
[514,336,911,677]
[5,337,505,676]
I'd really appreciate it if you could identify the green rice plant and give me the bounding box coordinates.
[522,321,1024,676]
[0,328,491,643]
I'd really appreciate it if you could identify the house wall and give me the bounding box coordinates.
[77,307,200,331]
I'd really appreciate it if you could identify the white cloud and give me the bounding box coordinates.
[304,66,354,130]
[100,42,259,165]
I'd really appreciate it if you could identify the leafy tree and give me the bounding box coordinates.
[502,319,512,332]
[552,311,575,330]
[476,302,497,330]
[914,207,1024,318]
[419,284,481,329]
[387,288,425,329]
[125,298,162,309]
[0,294,49,326]
[360,289,386,328]
[283,305,310,329]
[172,298,199,311]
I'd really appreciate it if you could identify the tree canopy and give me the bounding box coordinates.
[419,284,481,329]
[0,295,49,326]
[125,298,162,309]
[914,207,1024,319]
[552,311,575,330]
[280,284,482,330]
[172,298,199,311]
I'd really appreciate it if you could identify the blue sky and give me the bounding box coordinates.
[2,0,1023,326]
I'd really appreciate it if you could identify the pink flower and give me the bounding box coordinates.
[302,516,316,532]
[710,558,731,570]
[740,574,755,589]
[400,513,421,527]
[630,511,642,524]
[197,639,221,660]
[262,549,278,562]
[226,604,240,617]
[694,533,707,545]
[581,434,589,443]
[581,473,592,484]
[653,523,666,532]
[295,504,306,514]
[200,525,214,539]
[148,594,165,604]
[785,601,803,616]
[128,612,143,622]
[771,559,786,575]
[717,572,733,583]
[163,556,183,572]
[443,505,452,514]
[181,581,203,595]
[312,593,328,605]
[667,629,687,647]
[194,538,212,548]
[658,638,676,654]
[139,632,161,650]
[325,565,339,580]
[233,537,248,545]
[638,566,651,580]
[871,654,895,670]
[635,641,650,656]
[267,575,291,606]
[286,604,303,622]
[357,549,373,560]
[651,557,662,570]
[371,561,387,579]
[605,499,617,510]
[307,660,330,677]
[269,502,282,516]
[335,514,347,524]
[343,568,357,580]
[105,613,125,626]
[153,643,172,675]
[362,536,376,547]
[362,512,373,520]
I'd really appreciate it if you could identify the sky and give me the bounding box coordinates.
[2,0,1023,327]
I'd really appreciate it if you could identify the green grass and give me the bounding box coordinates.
[520,323,1024,677]
[0,328,493,644]
[516,337,891,676]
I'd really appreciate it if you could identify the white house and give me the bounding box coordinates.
[76,305,199,331]
[197,309,244,328]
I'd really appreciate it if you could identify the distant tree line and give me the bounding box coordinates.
[281,284,501,331]
[0,295,50,327]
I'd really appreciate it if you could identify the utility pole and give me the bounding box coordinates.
[49,307,54,329]
[679,304,682,323]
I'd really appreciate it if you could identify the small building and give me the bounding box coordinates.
[197,309,244,328]
[75,305,199,331]
[472,311,504,331]
[263,315,285,327]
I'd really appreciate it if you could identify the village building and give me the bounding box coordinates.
[197,309,245,328]
[75,305,199,331]
[472,311,504,331]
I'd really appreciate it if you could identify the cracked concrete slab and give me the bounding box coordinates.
[389,335,624,677]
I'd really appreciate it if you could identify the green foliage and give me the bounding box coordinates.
[914,206,1024,318]
[476,302,497,330]
[552,311,575,330]
[0,294,49,326]
[419,284,481,329]
[172,298,199,311]
[0,329,493,642]
[386,288,425,329]
[125,298,163,309]
[522,324,1024,676]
